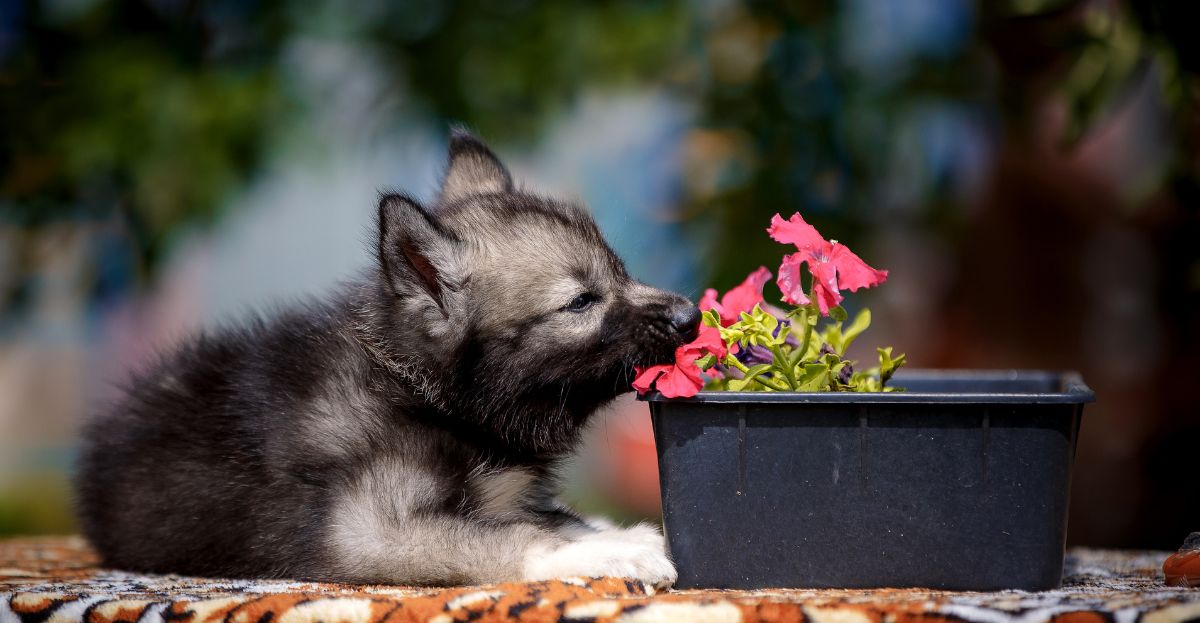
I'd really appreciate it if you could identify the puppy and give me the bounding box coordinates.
[75,130,699,586]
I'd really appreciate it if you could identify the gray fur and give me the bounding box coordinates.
[74,130,697,586]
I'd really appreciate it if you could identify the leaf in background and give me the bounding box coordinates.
[1059,6,1147,147]
[841,308,872,352]
[877,347,908,384]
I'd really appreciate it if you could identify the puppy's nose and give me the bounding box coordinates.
[669,304,702,342]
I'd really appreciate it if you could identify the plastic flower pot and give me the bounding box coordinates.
[640,369,1094,591]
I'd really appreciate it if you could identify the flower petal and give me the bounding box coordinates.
[735,343,774,365]
[681,323,727,358]
[698,288,722,315]
[768,213,826,251]
[776,252,811,306]
[718,266,772,325]
[653,352,705,398]
[632,365,669,394]
[829,242,888,292]
[809,260,843,315]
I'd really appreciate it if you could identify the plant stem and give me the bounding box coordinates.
[798,307,814,362]
[724,355,791,391]
[798,271,822,358]
[769,343,797,389]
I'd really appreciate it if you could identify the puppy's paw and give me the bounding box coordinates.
[524,528,676,588]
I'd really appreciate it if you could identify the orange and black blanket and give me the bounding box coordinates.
[1,537,1196,623]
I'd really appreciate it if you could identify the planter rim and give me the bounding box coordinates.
[638,368,1095,405]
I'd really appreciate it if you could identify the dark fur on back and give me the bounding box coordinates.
[75,131,697,584]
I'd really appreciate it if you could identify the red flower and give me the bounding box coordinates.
[768,213,887,315]
[686,322,727,359]
[632,352,704,398]
[776,252,811,307]
[767,213,825,250]
[699,266,773,326]
[633,324,726,398]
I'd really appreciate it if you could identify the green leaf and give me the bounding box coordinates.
[829,306,848,322]
[771,323,790,346]
[694,353,716,369]
[796,363,831,391]
[787,342,807,369]
[877,347,908,384]
[823,323,844,355]
[886,353,907,382]
[803,337,823,360]
[743,363,774,382]
[727,364,775,391]
[841,308,871,352]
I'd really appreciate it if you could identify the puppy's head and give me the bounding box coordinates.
[374,130,698,455]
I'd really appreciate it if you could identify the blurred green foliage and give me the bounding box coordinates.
[0,0,688,314]
[687,1,987,289]
[0,476,76,535]
[362,1,690,141]
[691,0,1200,291]
[2,0,1197,310]
[2,1,293,276]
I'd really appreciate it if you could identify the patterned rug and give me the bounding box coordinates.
[1,536,1197,623]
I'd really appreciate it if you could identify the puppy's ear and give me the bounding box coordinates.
[438,128,512,203]
[377,193,460,316]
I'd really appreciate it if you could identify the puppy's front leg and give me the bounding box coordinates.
[327,503,675,586]
[323,461,674,586]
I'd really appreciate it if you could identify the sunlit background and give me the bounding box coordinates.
[2,0,1197,550]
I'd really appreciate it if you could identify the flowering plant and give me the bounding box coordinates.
[633,212,905,398]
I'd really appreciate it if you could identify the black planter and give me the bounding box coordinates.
[641,369,1094,591]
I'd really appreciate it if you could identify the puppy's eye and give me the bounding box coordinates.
[562,292,598,312]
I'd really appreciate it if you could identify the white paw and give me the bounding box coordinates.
[524,525,676,588]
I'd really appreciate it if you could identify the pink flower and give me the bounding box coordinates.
[768,213,888,315]
[632,352,704,398]
[699,266,773,326]
[633,324,726,398]
[690,323,727,359]
[768,213,825,250]
[775,252,811,307]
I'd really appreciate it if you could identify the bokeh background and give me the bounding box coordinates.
[2,0,1197,549]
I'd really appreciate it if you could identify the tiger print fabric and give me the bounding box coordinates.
[2,536,1197,623]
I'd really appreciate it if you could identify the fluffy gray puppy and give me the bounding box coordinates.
[75,131,700,587]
